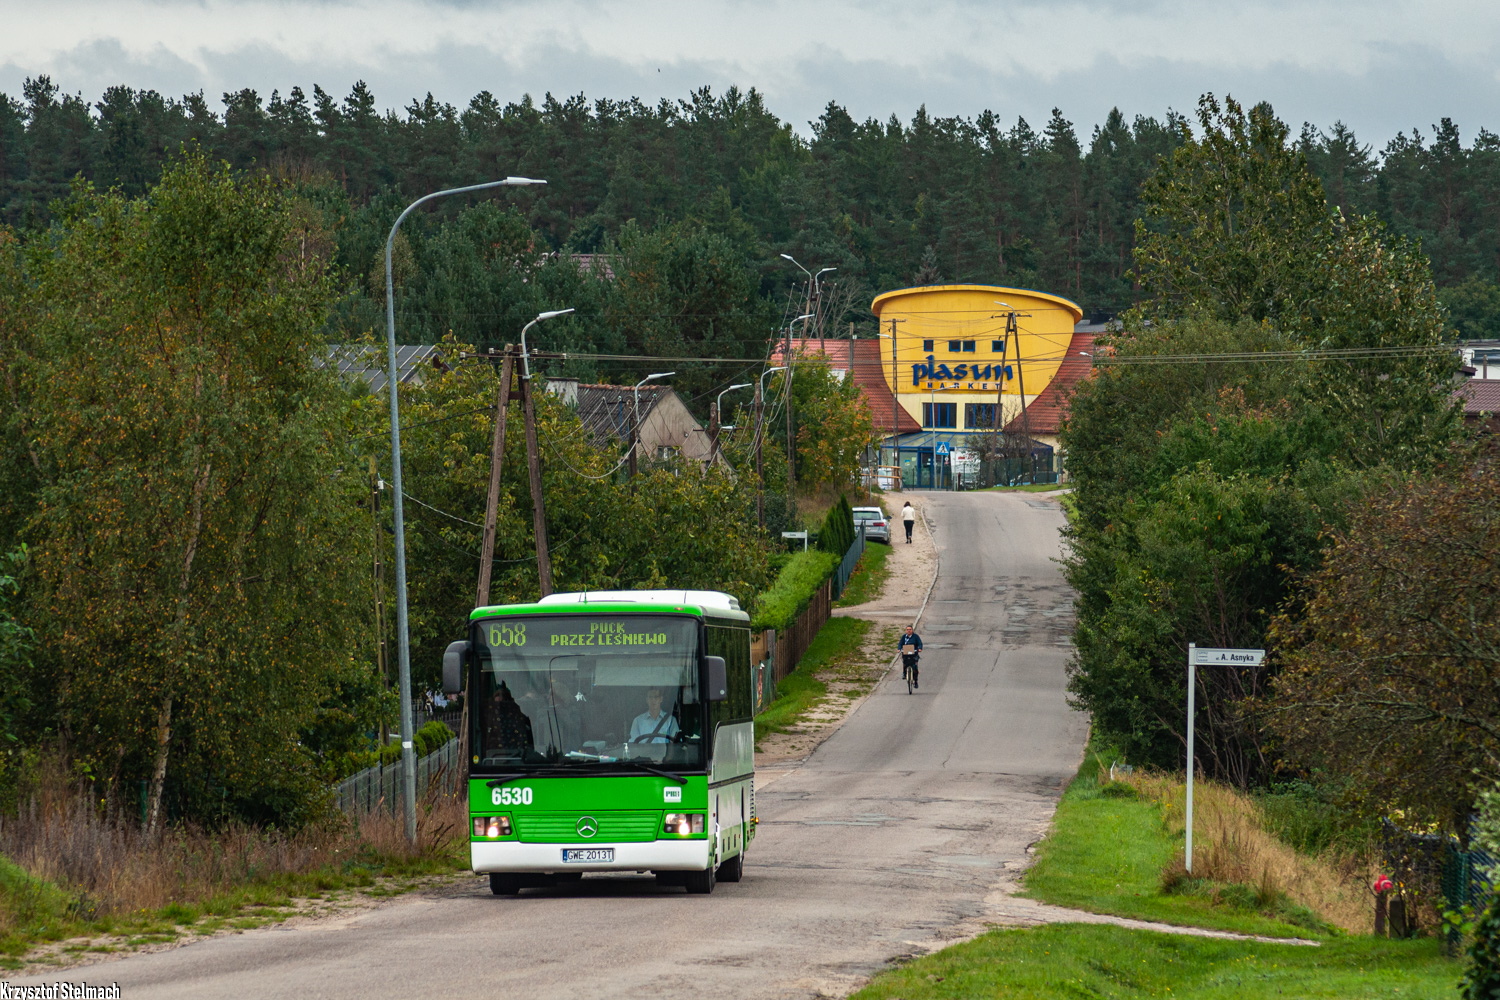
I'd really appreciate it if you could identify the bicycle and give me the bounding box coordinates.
[900,650,920,694]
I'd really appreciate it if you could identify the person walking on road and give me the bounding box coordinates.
[902,501,916,543]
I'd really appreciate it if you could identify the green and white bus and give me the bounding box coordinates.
[442,589,755,895]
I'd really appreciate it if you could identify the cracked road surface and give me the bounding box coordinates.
[28,491,1088,999]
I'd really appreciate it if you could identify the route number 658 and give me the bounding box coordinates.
[492,786,533,806]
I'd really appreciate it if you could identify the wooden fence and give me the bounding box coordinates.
[770,577,832,684]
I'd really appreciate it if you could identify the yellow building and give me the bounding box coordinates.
[870,284,1086,488]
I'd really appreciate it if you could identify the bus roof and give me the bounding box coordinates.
[471,589,750,623]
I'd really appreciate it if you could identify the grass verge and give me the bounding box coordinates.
[0,791,466,969]
[847,737,1460,999]
[1021,764,1336,938]
[834,540,892,608]
[754,616,874,742]
[848,923,1457,999]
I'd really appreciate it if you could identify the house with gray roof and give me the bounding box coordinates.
[546,378,725,469]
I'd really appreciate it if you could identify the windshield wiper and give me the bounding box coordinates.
[612,760,688,785]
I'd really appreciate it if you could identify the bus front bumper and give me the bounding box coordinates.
[472,839,711,873]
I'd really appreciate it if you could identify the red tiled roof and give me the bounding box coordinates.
[774,338,922,434]
[1003,331,1097,435]
[1457,379,1500,415]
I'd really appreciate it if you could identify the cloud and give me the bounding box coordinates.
[1,0,1495,147]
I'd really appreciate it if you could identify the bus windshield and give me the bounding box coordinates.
[472,615,704,771]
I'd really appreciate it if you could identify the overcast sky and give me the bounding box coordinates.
[5,0,1498,150]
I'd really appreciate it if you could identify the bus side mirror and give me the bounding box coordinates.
[442,640,469,695]
[704,656,728,702]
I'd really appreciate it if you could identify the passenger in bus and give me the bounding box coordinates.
[484,682,533,756]
[521,672,584,757]
[629,687,680,743]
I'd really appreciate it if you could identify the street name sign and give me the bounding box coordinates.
[1190,647,1265,667]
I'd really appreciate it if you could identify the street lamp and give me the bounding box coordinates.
[754,365,787,528]
[717,382,752,417]
[759,365,788,396]
[384,176,545,843]
[631,372,675,473]
[713,383,752,456]
[520,308,575,381]
[813,266,837,299]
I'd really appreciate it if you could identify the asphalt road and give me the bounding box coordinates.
[23,490,1088,1000]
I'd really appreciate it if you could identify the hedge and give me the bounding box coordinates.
[348,720,454,773]
[817,495,856,556]
[750,549,839,633]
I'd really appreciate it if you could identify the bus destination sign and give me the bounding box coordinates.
[485,618,675,650]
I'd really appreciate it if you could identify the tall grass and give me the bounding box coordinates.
[1121,770,1375,933]
[0,757,465,929]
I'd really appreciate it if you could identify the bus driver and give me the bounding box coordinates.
[629,687,680,743]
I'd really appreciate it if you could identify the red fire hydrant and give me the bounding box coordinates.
[1373,875,1393,936]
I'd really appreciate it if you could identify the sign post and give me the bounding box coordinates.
[1185,644,1265,872]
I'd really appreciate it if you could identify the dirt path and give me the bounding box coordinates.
[753,491,938,775]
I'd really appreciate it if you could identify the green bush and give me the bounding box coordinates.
[751,550,839,632]
[1255,779,1376,856]
[1462,892,1500,999]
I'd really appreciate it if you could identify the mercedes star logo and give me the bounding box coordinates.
[576,816,598,839]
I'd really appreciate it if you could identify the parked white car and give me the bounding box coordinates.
[852,506,892,544]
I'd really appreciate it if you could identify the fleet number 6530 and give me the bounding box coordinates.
[492,787,534,806]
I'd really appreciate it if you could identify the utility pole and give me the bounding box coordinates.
[1010,310,1035,485]
[466,347,514,766]
[887,317,904,481]
[754,365,786,529]
[754,380,764,528]
[711,383,750,462]
[518,374,553,596]
[369,456,389,746]
[784,329,795,512]
[476,347,515,607]
[994,322,1008,486]
[627,390,638,481]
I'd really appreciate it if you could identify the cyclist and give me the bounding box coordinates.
[897,625,923,689]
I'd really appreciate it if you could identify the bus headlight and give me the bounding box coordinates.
[473,816,513,838]
[662,813,705,836]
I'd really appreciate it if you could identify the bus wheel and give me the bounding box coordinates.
[489,873,520,895]
[717,851,744,883]
[684,864,716,894]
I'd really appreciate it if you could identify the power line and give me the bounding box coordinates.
[1091,344,1458,366]
[402,490,484,529]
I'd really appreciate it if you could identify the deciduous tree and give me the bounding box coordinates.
[1267,459,1500,828]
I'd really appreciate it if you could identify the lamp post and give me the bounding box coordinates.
[755,365,787,528]
[812,266,836,337]
[631,372,675,475]
[520,308,575,381]
[384,176,544,844]
[779,254,836,337]
[785,313,815,505]
[712,382,752,458]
